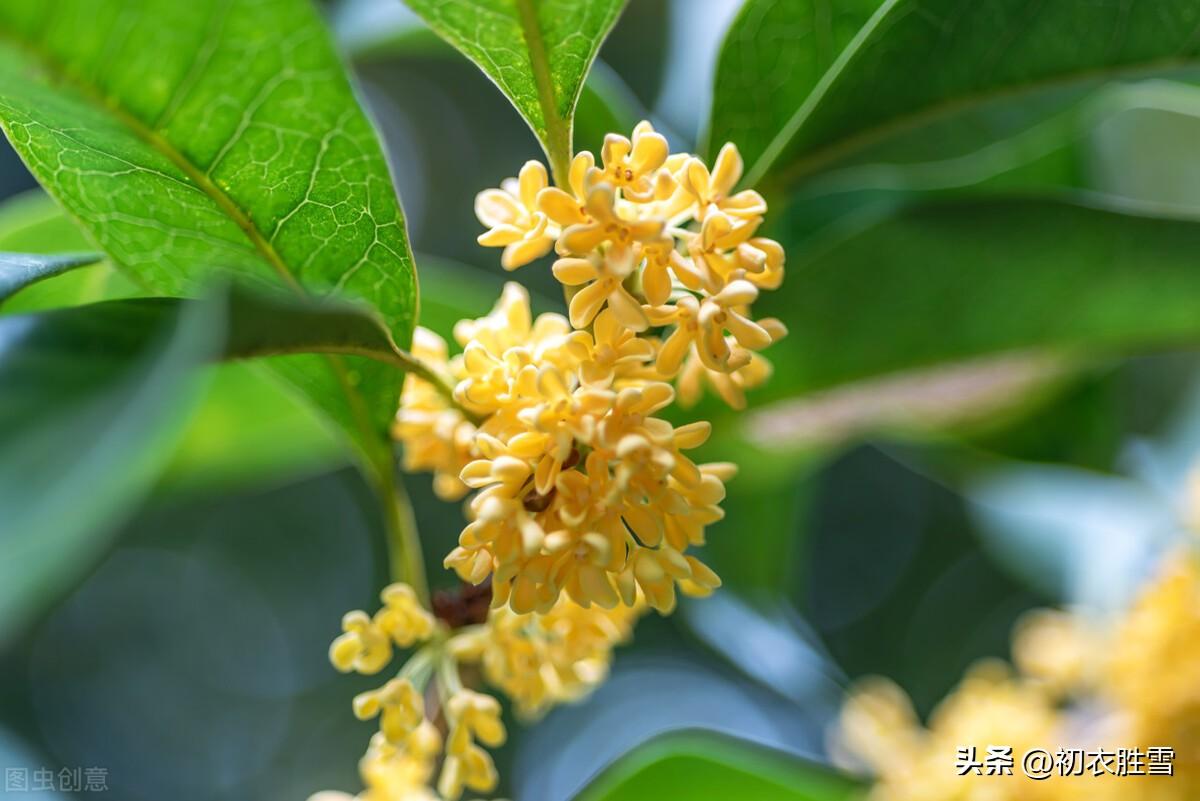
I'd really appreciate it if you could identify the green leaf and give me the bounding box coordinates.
[756,196,1200,405]
[574,731,860,801]
[402,0,629,182]
[0,298,217,644]
[38,285,434,375]
[0,251,101,303]
[0,0,417,472]
[0,123,341,498]
[574,60,645,155]
[0,190,139,313]
[155,361,344,498]
[705,0,880,164]
[712,0,1200,187]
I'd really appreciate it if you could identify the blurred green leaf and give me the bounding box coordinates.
[0,251,101,303]
[0,0,417,472]
[705,0,880,165]
[401,0,628,180]
[0,299,216,644]
[757,196,1200,404]
[0,192,341,494]
[712,0,1200,187]
[1088,81,1200,208]
[156,361,344,497]
[0,190,140,313]
[40,285,436,374]
[573,731,860,801]
[574,61,644,154]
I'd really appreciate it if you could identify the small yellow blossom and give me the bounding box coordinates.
[393,328,477,501]
[648,279,782,375]
[573,309,657,387]
[553,248,649,331]
[440,689,506,801]
[475,161,557,270]
[599,121,671,202]
[376,583,438,647]
[677,347,772,410]
[353,677,425,744]
[833,664,1065,801]
[330,584,437,675]
[680,143,766,221]
[330,610,393,675]
[449,593,645,718]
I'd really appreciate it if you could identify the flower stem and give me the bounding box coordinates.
[379,462,430,607]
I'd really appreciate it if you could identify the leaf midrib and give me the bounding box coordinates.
[515,0,570,182]
[749,6,1200,190]
[1,32,387,461]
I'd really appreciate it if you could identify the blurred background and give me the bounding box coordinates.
[5,0,1200,799]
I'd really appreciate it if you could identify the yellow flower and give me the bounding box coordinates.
[353,677,426,745]
[573,308,657,387]
[598,120,672,202]
[677,347,772,410]
[1012,608,1096,695]
[376,583,438,647]
[836,546,1200,801]
[439,689,506,800]
[834,665,1064,801]
[447,689,507,750]
[555,177,666,257]
[472,124,786,407]
[309,731,440,801]
[330,610,393,675]
[1103,551,1200,792]
[328,584,437,676]
[648,280,782,375]
[680,143,766,221]
[449,593,645,718]
[553,248,650,331]
[393,328,477,500]
[475,160,557,270]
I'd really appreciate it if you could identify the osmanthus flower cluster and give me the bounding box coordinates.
[832,548,1200,801]
[316,123,785,801]
[316,582,643,801]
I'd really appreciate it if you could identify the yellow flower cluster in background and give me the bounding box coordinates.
[832,549,1200,801]
[321,123,783,801]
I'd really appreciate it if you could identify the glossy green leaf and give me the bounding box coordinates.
[402,0,628,181]
[0,0,417,471]
[756,196,1200,405]
[711,0,1200,187]
[574,731,860,801]
[0,298,216,644]
[0,251,101,303]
